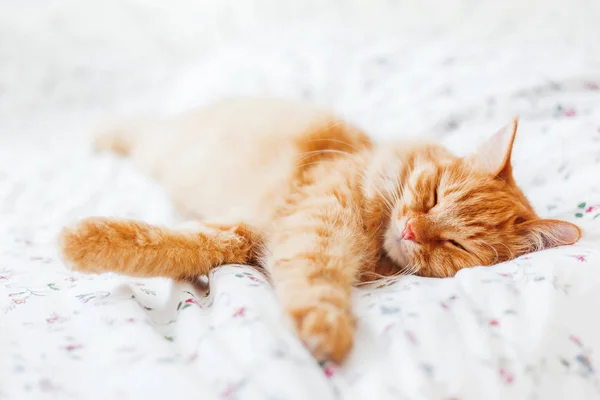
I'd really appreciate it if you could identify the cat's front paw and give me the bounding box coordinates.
[58,217,111,274]
[288,302,355,363]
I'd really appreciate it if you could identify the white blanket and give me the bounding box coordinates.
[1,1,600,399]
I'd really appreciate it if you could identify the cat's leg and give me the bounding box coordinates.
[269,199,374,363]
[59,217,262,280]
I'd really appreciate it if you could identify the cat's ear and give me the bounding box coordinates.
[519,219,581,250]
[468,117,518,181]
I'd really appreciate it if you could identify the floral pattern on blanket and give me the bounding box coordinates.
[2,11,600,396]
[2,198,600,399]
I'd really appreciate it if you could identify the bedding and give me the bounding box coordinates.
[1,1,600,399]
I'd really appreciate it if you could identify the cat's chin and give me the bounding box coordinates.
[383,226,412,271]
[387,244,412,269]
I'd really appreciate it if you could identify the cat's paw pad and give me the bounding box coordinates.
[58,217,110,274]
[289,303,355,363]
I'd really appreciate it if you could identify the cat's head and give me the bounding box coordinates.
[369,119,580,278]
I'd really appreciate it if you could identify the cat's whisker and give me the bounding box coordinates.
[364,220,386,244]
[379,163,405,206]
[475,240,500,265]
[302,120,342,138]
[295,160,330,169]
[295,150,361,169]
[373,173,396,213]
[307,138,364,153]
[296,148,366,171]
[371,180,394,213]
[385,174,402,206]
[375,187,394,214]
[495,241,515,261]
[303,121,367,151]
[298,149,355,160]
[405,262,420,276]
[356,266,410,286]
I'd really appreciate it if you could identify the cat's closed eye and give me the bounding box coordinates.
[448,239,467,251]
[514,216,526,224]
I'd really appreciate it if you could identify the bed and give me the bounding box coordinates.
[1,1,600,399]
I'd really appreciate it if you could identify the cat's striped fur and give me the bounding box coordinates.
[60,98,580,362]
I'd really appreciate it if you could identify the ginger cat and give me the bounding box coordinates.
[59,98,580,363]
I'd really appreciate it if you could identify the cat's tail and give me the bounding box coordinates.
[59,217,262,280]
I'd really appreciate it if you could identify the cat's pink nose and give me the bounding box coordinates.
[402,222,417,242]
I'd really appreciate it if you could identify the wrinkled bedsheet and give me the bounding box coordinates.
[1,1,600,399]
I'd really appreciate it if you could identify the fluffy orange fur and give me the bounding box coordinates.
[59,98,580,363]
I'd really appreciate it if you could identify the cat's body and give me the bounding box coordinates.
[60,97,580,363]
[102,98,370,233]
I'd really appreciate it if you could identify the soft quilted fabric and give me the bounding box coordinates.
[1,1,600,399]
